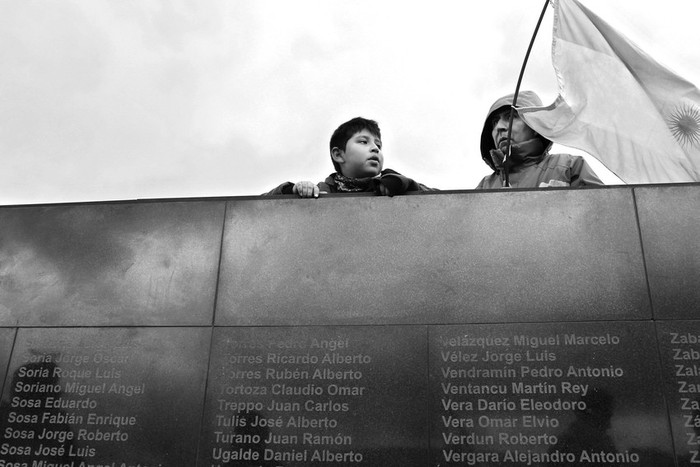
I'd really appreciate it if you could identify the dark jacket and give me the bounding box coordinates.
[264,169,436,196]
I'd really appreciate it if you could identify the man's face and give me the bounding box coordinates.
[491,108,539,151]
[335,129,383,178]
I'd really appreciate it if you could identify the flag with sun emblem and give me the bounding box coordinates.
[519,0,700,183]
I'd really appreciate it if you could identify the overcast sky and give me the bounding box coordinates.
[2,0,700,205]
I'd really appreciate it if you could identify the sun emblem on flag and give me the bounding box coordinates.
[668,102,700,147]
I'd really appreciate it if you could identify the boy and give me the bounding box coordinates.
[265,117,435,197]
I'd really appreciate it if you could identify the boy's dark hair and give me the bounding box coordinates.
[329,117,381,173]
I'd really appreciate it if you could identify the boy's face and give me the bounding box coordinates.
[333,129,383,178]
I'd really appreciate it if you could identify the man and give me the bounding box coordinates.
[476,91,604,189]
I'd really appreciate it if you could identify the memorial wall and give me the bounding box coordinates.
[0,184,698,466]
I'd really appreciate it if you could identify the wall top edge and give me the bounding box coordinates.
[2,182,698,209]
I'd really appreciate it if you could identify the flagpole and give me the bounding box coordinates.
[503,0,552,187]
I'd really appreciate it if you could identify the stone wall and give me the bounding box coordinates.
[0,184,698,466]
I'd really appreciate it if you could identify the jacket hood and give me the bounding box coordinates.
[479,90,553,171]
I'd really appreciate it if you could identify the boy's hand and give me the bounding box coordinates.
[292,181,320,198]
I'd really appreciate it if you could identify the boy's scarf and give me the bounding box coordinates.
[332,173,379,192]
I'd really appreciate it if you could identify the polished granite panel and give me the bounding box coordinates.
[217,189,649,325]
[635,185,700,319]
[656,321,700,467]
[0,327,210,465]
[429,321,674,466]
[200,326,428,466]
[0,328,16,398]
[0,201,224,326]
